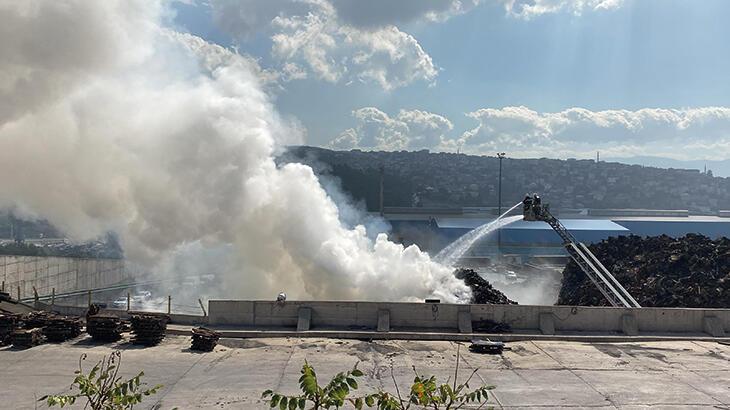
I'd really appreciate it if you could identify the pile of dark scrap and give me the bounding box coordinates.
[190,327,221,352]
[454,268,517,305]
[559,234,730,307]
[469,339,506,354]
[130,314,168,346]
[22,311,55,329]
[472,318,512,333]
[0,313,20,345]
[42,316,83,342]
[11,328,44,348]
[86,314,124,342]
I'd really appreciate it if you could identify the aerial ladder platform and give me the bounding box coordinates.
[522,195,641,308]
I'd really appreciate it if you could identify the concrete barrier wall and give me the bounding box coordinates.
[208,301,465,329]
[208,300,730,336]
[0,255,132,298]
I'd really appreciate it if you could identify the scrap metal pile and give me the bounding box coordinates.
[42,316,83,342]
[0,313,19,345]
[472,318,512,333]
[190,327,221,352]
[3,312,84,346]
[454,268,517,305]
[11,328,44,348]
[130,314,168,346]
[23,311,55,328]
[559,234,730,307]
[86,314,124,342]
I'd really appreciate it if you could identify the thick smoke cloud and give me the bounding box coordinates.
[0,0,470,302]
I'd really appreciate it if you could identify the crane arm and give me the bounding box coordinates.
[523,196,641,308]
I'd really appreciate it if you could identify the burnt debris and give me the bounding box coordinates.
[22,311,55,329]
[190,327,221,352]
[130,314,169,346]
[12,328,44,348]
[472,318,512,333]
[42,316,83,342]
[469,339,506,354]
[454,268,518,305]
[87,314,124,342]
[559,234,730,307]
[0,313,20,345]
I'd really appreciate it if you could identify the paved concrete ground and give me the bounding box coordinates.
[1,335,729,409]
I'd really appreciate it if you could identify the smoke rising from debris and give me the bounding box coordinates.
[0,1,470,303]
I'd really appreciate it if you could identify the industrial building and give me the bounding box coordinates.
[384,207,730,264]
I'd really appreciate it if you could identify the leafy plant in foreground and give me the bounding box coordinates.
[263,360,365,409]
[41,350,163,409]
[262,345,494,409]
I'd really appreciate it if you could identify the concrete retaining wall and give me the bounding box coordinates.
[0,255,132,298]
[208,300,730,337]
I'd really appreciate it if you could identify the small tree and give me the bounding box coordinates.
[41,351,162,409]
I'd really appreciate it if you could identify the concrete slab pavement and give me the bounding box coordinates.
[1,335,729,409]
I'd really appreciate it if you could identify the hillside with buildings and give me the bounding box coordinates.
[281,146,730,213]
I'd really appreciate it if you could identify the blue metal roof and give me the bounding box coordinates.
[435,217,628,232]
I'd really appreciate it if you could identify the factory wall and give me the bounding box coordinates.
[0,255,132,299]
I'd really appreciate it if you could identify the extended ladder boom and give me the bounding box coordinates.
[522,196,641,308]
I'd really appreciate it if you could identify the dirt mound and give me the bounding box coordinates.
[455,268,517,305]
[558,234,730,307]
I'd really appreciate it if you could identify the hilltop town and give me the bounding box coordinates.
[282,146,730,213]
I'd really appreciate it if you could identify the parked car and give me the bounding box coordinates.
[112,297,127,308]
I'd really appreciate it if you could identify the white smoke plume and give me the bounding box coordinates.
[0,1,470,303]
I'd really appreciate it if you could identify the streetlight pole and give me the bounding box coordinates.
[497,152,505,215]
[496,152,506,259]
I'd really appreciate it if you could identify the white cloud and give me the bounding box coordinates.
[461,106,730,160]
[271,20,439,91]
[281,62,308,81]
[210,0,447,90]
[330,107,454,150]
[208,0,627,90]
[502,0,624,19]
[330,105,730,160]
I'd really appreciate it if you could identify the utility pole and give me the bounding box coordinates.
[496,152,506,258]
[379,165,385,216]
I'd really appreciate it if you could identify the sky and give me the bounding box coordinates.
[171,0,730,167]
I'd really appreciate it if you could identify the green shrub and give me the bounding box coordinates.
[41,351,162,409]
[262,345,494,409]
